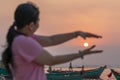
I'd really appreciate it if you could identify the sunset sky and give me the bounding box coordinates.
[0,0,120,67]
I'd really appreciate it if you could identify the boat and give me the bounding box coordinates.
[110,69,120,80]
[0,68,10,80]
[81,66,106,79]
[46,66,106,80]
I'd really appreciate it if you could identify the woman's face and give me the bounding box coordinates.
[32,21,39,32]
[29,20,39,35]
[33,21,39,31]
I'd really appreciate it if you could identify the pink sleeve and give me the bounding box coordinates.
[31,34,39,40]
[14,36,43,62]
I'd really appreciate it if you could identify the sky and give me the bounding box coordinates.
[0,0,120,67]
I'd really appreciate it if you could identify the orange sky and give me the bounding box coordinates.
[0,0,120,67]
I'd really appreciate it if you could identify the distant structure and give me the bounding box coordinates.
[69,62,73,71]
[80,65,84,75]
[48,66,52,72]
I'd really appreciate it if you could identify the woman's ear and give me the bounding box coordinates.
[29,22,34,31]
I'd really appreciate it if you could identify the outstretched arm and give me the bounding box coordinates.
[35,31,102,47]
[35,32,77,47]
[34,45,103,66]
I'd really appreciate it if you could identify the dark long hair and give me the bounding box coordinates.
[2,2,39,79]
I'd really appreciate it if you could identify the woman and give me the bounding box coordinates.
[2,2,103,80]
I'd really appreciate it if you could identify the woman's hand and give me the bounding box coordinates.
[79,45,103,59]
[75,31,102,39]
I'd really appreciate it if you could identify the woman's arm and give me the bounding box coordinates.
[35,32,77,47]
[35,31,102,47]
[34,45,103,66]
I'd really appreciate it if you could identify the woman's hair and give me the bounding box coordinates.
[2,2,39,79]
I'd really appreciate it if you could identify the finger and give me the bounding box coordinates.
[85,50,103,55]
[97,36,102,38]
[89,50,103,53]
[85,45,96,51]
[86,33,102,38]
[94,35,102,38]
[89,45,96,49]
[92,35,102,38]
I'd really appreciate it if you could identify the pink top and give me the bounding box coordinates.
[12,35,47,80]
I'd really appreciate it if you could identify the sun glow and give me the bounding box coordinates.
[84,42,89,47]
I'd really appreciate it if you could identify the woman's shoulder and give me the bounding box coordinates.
[13,35,33,44]
[14,35,29,41]
[12,35,43,49]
